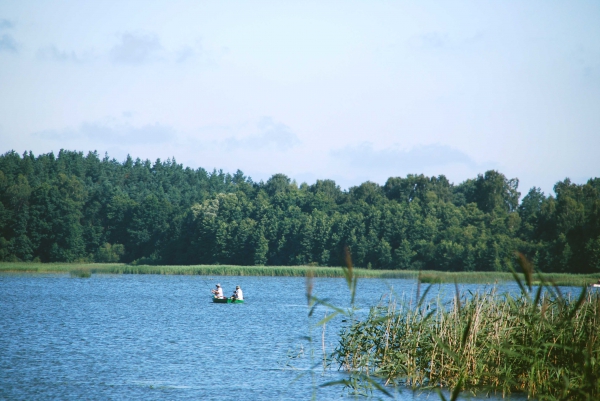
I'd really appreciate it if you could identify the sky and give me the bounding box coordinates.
[0,1,599,197]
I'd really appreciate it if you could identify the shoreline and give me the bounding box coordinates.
[1,262,598,286]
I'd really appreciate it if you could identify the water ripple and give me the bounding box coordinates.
[1,274,541,400]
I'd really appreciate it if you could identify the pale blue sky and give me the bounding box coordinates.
[1,1,599,195]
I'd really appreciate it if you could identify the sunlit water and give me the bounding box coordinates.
[1,273,574,400]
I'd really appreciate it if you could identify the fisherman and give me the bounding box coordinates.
[211,283,224,298]
[232,285,243,300]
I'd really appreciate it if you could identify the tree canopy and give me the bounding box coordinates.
[1,150,598,273]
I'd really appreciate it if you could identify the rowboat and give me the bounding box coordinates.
[212,297,244,304]
[590,284,600,288]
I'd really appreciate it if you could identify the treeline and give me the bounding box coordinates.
[0,150,598,273]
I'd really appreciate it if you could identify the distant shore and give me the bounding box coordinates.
[1,262,598,286]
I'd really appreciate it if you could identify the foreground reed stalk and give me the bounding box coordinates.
[332,287,600,400]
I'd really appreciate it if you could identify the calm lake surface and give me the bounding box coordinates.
[1,273,568,400]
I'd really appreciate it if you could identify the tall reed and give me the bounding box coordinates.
[332,278,600,399]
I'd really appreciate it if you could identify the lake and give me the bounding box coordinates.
[1,273,550,400]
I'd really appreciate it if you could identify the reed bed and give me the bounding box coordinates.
[0,262,409,278]
[332,285,600,400]
[1,262,370,276]
[1,262,599,286]
[69,269,92,278]
[418,270,600,287]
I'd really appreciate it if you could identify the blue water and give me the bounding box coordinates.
[0,273,555,400]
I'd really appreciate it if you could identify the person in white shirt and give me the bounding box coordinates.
[232,285,243,300]
[211,283,224,298]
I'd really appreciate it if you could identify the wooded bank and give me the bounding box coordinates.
[1,150,599,274]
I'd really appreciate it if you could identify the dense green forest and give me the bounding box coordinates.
[0,150,599,273]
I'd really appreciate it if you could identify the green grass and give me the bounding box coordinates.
[0,262,413,278]
[1,262,599,285]
[417,270,600,287]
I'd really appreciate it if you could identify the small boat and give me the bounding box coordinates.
[212,297,244,304]
[590,284,600,288]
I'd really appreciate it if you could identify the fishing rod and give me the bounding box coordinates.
[199,275,215,291]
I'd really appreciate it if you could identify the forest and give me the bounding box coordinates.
[0,149,599,273]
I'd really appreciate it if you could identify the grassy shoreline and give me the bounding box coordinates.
[1,262,599,286]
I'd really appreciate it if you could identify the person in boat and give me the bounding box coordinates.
[211,283,224,298]
[231,285,243,300]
